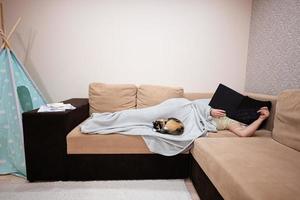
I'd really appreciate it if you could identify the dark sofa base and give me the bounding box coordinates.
[190,156,223,200]
[23,98,224,200]
[23,98,191,182]
[67,154,190,181]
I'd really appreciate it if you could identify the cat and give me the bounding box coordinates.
[152,118,184,135]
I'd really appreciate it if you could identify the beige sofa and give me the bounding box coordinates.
[66,83,300,200]
[190,89,300,200]
[23,83,300,200]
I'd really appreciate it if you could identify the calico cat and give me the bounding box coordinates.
[152,118,184,135]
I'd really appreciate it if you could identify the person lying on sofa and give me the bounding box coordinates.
[81,98,270,155]
[82,98,270,138]
[210,107,270,137]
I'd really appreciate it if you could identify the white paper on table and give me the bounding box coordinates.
[37,103,76,112]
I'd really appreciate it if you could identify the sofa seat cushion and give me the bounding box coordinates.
[207,129,272,138]
[191,136,300,200]
[67,125,152,154]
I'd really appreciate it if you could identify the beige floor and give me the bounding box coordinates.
[0,175,200,200]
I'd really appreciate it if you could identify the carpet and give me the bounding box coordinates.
[0,179,192,200]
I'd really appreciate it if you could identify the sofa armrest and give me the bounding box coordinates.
[22,98,89,181]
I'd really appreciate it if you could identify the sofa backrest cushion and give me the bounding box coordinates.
[137,84,184,108]
[89,83,137,113]
[272,89,300,151]
[183,92,213,100]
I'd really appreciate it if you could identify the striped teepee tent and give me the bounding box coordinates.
[0,4,47,177]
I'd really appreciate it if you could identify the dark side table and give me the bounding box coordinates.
[22,98,89,181]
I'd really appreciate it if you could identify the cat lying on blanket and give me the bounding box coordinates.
[152,118,184,135]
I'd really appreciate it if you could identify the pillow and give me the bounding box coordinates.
[89,83,137,113]
[272,89,300,151]
[137,84,184,108]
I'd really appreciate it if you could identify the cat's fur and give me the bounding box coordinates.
[152,118,184,135]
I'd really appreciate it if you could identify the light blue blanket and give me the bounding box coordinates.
[80,98,217,156]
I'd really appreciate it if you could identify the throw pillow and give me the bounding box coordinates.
[89,83,137,113]
[137,84,184,108]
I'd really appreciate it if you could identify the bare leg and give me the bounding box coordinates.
[227,107,270,137]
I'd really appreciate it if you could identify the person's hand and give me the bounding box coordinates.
[258,107,270,120]
[210,109,226,118]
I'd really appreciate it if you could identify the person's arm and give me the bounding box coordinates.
[228,107,270,137]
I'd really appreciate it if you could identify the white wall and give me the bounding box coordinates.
[4,0,252,102]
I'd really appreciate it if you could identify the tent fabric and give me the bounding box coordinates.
[0,48,47,176]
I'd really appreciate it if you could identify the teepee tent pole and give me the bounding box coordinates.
[0,2,5,47]
[0,3,5,34]
[0,17,21,49]
[6,17,21,39]
[0,30,11,49]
